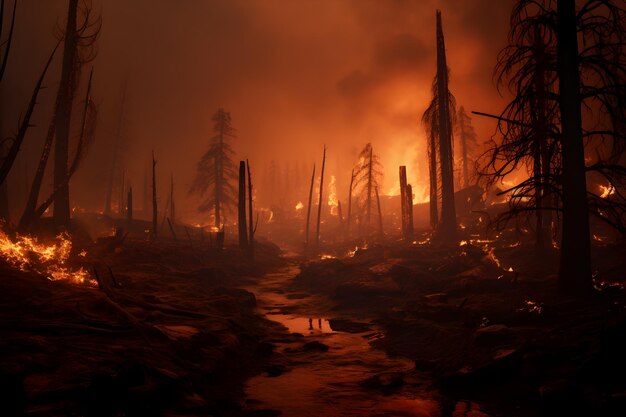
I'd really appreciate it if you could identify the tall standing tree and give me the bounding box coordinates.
[353,143,383,233]
[422,12,457,234]
[479,0,625,291]
[104,83,127,216]
[51,0,99,227]
[190,108,237,227]
[434,10,457,240]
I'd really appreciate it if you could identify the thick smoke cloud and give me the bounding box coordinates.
[2,0,513,223]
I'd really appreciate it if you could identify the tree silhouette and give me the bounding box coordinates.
[353,143,383,233]
[479,0,625,290]
[422,10,457,237]
[190,108,237,227]
[52,0,100,227]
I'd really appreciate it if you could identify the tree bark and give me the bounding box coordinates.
[366,146,373,228]
[406,183,414,239]
[247,159,254,260]
[347,168,354,237]
[556,0,591,290]
[170,173,175,225]
[238,160,248,250]
[429,130,439,228]
[53,0,79,227]
[436,10,457,240]
[305,164,315,245]
[399,166,408,238]
[151,151,158,240]
[315,145,326,246]
[375,186,383,237]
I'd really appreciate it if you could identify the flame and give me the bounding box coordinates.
[295,201,304,211]
[320,254,337,260]
[346,246,359,257]
[599,184,615,199]
[328,175,338,216]
[0,231,94,285]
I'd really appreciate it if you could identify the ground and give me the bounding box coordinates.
[1,223,625,416]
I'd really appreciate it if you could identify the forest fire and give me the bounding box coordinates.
[0,231,93,285]
[0,0,624,416]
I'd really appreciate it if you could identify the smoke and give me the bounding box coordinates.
[1,0,512,223]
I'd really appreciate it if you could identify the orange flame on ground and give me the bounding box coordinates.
[599,184,615,199]
[0,231,94,285]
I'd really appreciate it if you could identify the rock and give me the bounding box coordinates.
[328,319,372,333]
[302,341,330,352]
[265,364,288,377]
[474,324,512,345]
[210,287,256,308]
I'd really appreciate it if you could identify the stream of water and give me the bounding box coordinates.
[243,265,490,417]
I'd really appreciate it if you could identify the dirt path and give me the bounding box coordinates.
[240,261,490,417]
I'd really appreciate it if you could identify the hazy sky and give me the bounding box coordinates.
[2,0,513,222]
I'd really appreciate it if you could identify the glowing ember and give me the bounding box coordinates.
[295,201,304,211]
[347,246,359,257]
[0,231,94,285]
[518,300,543,315]
[320,254,337,260]
[599,184,615,199]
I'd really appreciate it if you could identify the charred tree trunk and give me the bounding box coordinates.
[214,130,224,228]
[105,85,126,217]
[556,0,591,291]
[170,173,175,225]
[127,186,133,221]
[315,145,326,246]
[247,160,255,260]
[53,0,79,227]
[406,184,414,239]
[0,45,56,187]
[429,130,439,228]
[338,200,344,231]
[20,64,91,230]
[399,166,408,238]
[459,111,469,189]
[534,33,549,250]
[0,0,17,84]
[305,164,316,245]
[436,10,457,240]
[142,166,148,218]
[366,146,373,228]
[19,119,55,229]
[347,168,355,237]
[375,186,383,237]
[118,169,125,217]
[238,161,248,250]
[151,151,157,240]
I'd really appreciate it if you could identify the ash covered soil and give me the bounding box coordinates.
[1,225,626,417]
[0,233,286,416]
[292,232,626,416]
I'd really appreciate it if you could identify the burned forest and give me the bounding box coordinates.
[0,1,625,416]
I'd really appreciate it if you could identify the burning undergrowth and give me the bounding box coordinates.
[0,230,94,286]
